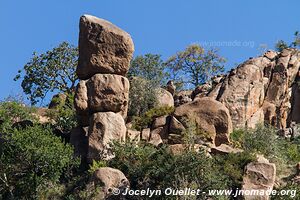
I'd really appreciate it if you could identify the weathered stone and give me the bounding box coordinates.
[152,115,167,129]
[166,80,176,95]
[77,15,134,79]
[126,129,140,143]
[210,144,243,155]
[245,108,264,129]
[192,83,211,100]
[291,84,300,123]
[88,167,129,198]
[74,80,88,115]
[242,156,276,200]
[156,88,174,107]
[174,90,192,106]
[174,97,232,146]
[168,134,183,144]
[141,128,150,141]
[88,112,126,162]
[264,50,278,60]
[169,116,186,134]
[217,62,266,128]
[33,108,52,124]
[87,74,129,114]
[149,128,163,146]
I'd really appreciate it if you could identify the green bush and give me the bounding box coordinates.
[0,125,79,199]
[0,101,37,132]
[46,92,77,134]
[108,142,229,200]
[215,152,255,188]
[128,77,159,117]
[131,106,174,130]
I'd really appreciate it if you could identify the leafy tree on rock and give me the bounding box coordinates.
[14,42,78,105]
[165,44,226,89]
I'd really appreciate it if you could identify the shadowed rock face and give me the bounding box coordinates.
[77,15,134,80]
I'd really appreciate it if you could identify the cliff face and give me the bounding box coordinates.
[196,49,300,130]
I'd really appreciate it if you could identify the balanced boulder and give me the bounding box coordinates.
[77,15,134,80]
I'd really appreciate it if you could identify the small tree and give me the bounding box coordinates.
[165,44,226,89]
[14,42,78,105]
[127,54,168,117]
[275,31,300,51]
[128,54,167,85]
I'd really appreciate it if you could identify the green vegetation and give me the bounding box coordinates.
[14,42,78,105]
[131,106,174,130]
[108,142,229,200]
[127,54,168,117]
[275,31,300,51]
[165,44,226,89]
[46,92,77,134]
[0,125,78,199]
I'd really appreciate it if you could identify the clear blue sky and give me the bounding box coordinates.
[0,0,299,104]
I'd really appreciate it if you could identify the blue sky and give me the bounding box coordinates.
[0,0,299,104]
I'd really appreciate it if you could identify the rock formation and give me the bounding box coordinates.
[71,15,134,162]
[193,48,300,130]
[173,97,232,146]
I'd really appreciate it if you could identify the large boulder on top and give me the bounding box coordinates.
[155,88,174,107]
[87,74,129,116]
[87,112,126,162]
[174,97,232,146]
[77,15,134,80]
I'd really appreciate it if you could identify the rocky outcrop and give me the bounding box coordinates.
[191,49,300,130]
[242,155,276,200]
[73,15,134,163]
[174,97,232,146]
[77,15,134,80]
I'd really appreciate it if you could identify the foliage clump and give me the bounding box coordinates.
[131,106,174,130]
[0,125,78,199]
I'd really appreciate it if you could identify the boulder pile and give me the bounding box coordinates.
[71,15,134,162]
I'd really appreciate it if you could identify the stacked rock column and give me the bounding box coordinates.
[74,15,134,162]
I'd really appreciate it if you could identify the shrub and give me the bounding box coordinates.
[132,106,174,130]
[46,92,77,134]
[0,125,78,199]
[128,77,158,117]
[108,142,229,200]
[0,101,37,132]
